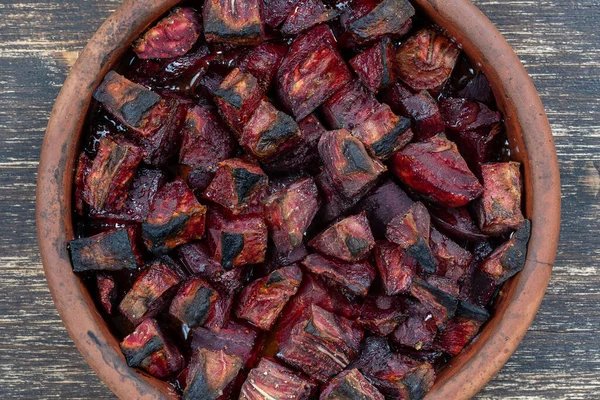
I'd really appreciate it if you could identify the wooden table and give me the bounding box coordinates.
[1,0,598,398]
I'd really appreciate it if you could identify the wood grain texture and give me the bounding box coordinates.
[0,0,598,398]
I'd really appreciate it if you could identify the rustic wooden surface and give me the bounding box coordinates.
[0,0,598,398]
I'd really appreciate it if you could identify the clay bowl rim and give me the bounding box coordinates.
[36,0,561,398]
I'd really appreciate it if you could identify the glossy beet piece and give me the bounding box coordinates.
[357,295,407,336]
[395,28,460,92]
[434,301,489,356]
[302,253,376,297]
[169,278,220,329]
[133,8,201,59]
[120,318,184,379]
[320,80,381,130]
[457,72,495,107]
[374,241,416,295]
[119,258,184,326]
[240,99,301,160]
[141,178,207,254]
[214,68,265,134]
[240,358,316,400]
[206,208,268,268]
[203,158,268,215]
[390,134,484,207]
[191,321,259,367]
[183,348,243,400]
[392,90,445,141]
[70,227,143,272]
[264,177,320,255]
[429,205,487,242]
[238,43,287,89]
[319,129,386,199]
[309,212,375,262]
[480,219,531,284]
[281,0,338,35]
[410,278,458,328]
[391,301,438,350]
[96,273,117,314]
[82,137,143,212]
[320,369,385,400]
[439,98,501,133]
[430,227,473,282]
[236,265,303,330]
[277,25,353,119]
[350,37,396,93]
[203,0,264,45]
[475,162,525,236]
[278,304,363,382]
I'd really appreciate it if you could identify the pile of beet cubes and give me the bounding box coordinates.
[69,0,531,398]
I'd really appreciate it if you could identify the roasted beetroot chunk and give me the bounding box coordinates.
[429,205,487,242]
[430,228,473,282]
[191,321,259,367]
[238,43,287,89]
[141,178,207,254]
[281,0,338,35]
[315,170,360,222]
[240,358,316,400]
[475,162,525,236]
[120,318,184,379]
[70,227,143,272]
[354,105,413,160]
[320,81,381,130]
[357,295,407,336]
[480,219,531,284]
[350,37,396,93]
[309,212,375,262]
[410,278,458,328]
[439,98,501,133]
[434,301,489,356]
[391,300,438,350]
[96,273,117,314]
[203,0,264,45]
[395,28,460,92]
[133,8,201,59]
[302,253,376,297]
[390,135,484,207]
[236,264,303,330]
[169,278,220,329]
[374,241,416,295]
[278,304,363,382]
[83,137,143,212]
[183,348,243,400]
[457,72,495,107]
[320,369,385,400]
[206,208,268,268]
[264,177,320,255]
[277,25,353,119]
[119,258,184,326]
[203,157,268,215]
[389,89,445,141]
[446,122,506,177]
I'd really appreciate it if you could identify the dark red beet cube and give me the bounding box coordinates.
[120,318,183,379]
[96,273,117,314]
[238,43,288,89]
[395,28,460,92]
[434,301,489,356]
[429,205,487,242]
[309,211,375,262]
[430,227,473,282]
[240,358,316,400]
[393,90,445,141]
[314,170,361,222]
[410,278,458,328]
[203,0,264,45]
[183,348,243,400]
[480,219,530,284]
[302,253,376,297]
[278,304,363,382]
[391,301,438,350]
[206,208,268,268]
[263,0,299,27]
[236,264,303,330]
[281,0,338,35]
[390,134,483,207]
[133,8,201,60]
[320,80,381,130]
[141,178,207,254]
[203,157,268,215]
[350,37,396,93]
[277,25,353,120]
[320,369,384,400]
[446,122,506,177]
[70,227,143,272]
[457,72,495,107]
[439,98,501,132]
[357,295,407,336]
[374,241,416,295]
[169,278,220,329]
[191,321,259,368]
[119,257,184,326]
[475,162,525,236]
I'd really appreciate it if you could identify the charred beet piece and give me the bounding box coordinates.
[430,227,473,283]
[350,37,396,93]
[96,273,117,314]
[236,264,303,330]
[277,25,353,120]
[203,158,268,215]
[203,0,264,45]
[410,278,458,328]
[429,205,487,242]
[83,137,143,212]
[120,318,183,379]
[70,227,143,272]
[320,80,381,130]
[386,202,436,273]
[357,295,407,336]
[191,321,259,367]
[320,369,385,400]
[141,178,207,254]
[278,304,363,382]
[214,68,265,134]
[480,220,531,284]
[302,253,376,297]
[206,207,268,268]
[119,258,184,326]
[309,212,375,262]
[390,134,484,207]
[392,90,445,141]
[457,72,495,107]
[281,0,339,35]
[264,177,320,255]
[240,99,301,160]
[238,43,288,89]
[391,300,438,350]
[169,278,220,329]
[319,129,386,199]
[475,162,525,236]
[439,98,501,133]
[183,348,243,400]
[434,301,489,356]
[133,8,201,59]
[240,358,316,400]
[374,241,416,295]
[395,28,460,92]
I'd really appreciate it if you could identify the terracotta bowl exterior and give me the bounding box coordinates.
[36,0,561,398]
